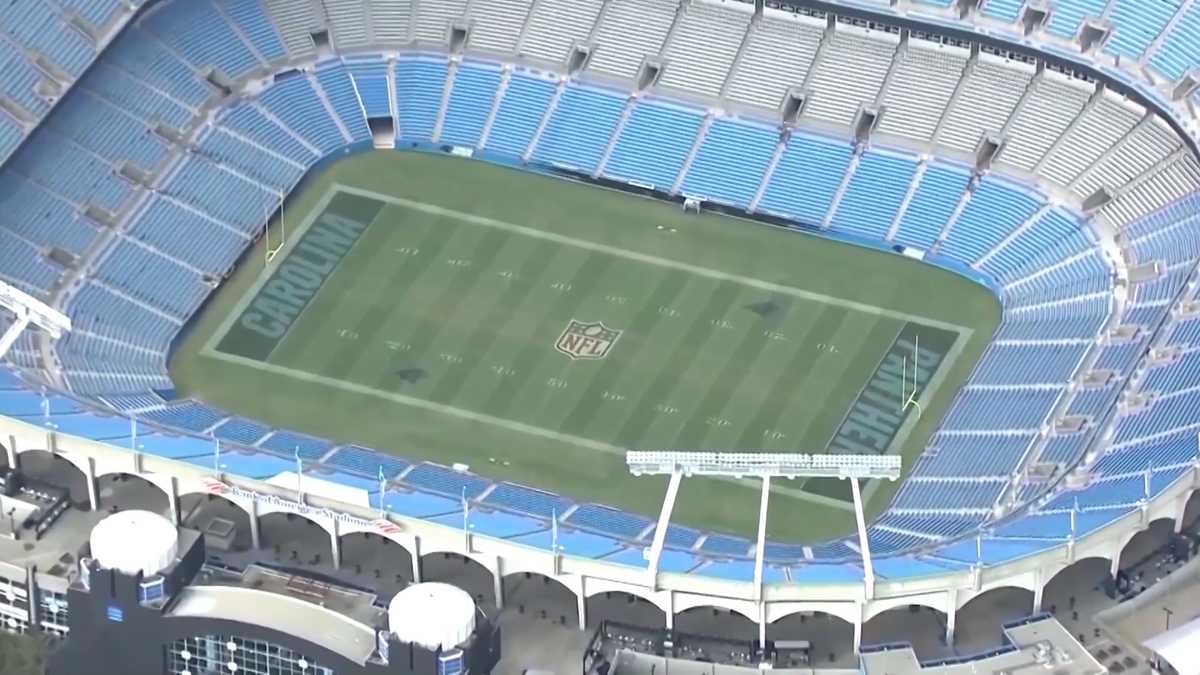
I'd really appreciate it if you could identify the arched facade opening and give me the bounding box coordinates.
[500,571,576,626]
[861,604,950,662]
[178,492,253,553]
[585,589,665,630]
[953,587,1035,655]
[257,511,333,569]
[338,531,411,599]
[1118,518,1176,572]
[674,604,758,641]
[767,611,856,668]
[16,449,87,505]
[95,472,169,515]
[421,552,495,612]
[1181,489,1200,532]
[1041,556,1112,645]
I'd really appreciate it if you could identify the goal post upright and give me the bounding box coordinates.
[626,451,902,654]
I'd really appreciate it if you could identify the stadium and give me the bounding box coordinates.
[0,0,1199,672]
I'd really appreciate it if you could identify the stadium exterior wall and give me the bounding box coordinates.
[3,415,1195,648]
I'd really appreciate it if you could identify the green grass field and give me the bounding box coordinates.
[171,151,1000,541]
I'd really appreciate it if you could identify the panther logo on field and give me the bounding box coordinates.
[555,320,622,360]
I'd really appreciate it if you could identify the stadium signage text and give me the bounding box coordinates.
[202,477,402,535]
[218,192,385,360]
[828,322,956,456]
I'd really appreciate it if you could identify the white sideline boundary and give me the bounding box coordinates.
[199,183,982,511]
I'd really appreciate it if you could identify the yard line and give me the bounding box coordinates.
[335,184,972,335]
[204,347,852,510]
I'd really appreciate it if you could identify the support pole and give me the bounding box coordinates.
[850,477,875,600]
[492,557,504,610]
[85,457,98,512]
[646,471,683,588]
[410,535,422,583]
[753,476,771,601]
[853,602,863,655]
[329,518,341,570]
[249,498,261,550]
[576,585,587,629]
[6,435,18,472]
[167,476,179,525]
[945,588,958,647]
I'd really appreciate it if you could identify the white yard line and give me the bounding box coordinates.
[335,184,973,334]
[203,348,852,509]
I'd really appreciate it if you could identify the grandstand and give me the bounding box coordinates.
[0,0,1199,669]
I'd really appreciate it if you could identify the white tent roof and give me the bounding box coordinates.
[388,582,475,651]
[1144,615,1200,675]
[89,510,178,577]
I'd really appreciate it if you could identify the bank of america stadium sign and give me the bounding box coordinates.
[202,478,402,535]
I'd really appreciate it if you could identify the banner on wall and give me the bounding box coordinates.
[201,477,402,536]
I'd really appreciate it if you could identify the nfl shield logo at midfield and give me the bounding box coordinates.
[555,320,621,360]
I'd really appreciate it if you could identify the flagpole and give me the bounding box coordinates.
[551,508,560,576]
[461,486,469,550]
[378,466,386,518]
[295,446,303,501]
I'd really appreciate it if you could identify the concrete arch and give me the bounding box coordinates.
[257,510,334,566]
[338,530,413,598]
[953,586,1035,653]
[424,551,498,610]
[1117,517,1176,571]
[1042,555,1112,590]
[766,601,860,626]
[861,603,950,662]
[14,448,89,505]
[179,492,253,553]
[1040,556,1111,619]
[768,608,857,668]
[674,603,759,641]
[863,592,948,622]
[501,570,579,626]
[672,594,758,623]
[585,588,666,630]
[582,577,670,616]
[1181,488,1200,531]
[95,472,171,515]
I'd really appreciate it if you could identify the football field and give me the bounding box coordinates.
[172,151,1000,540]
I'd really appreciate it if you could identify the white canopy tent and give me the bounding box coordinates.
[1144,615,1200,675]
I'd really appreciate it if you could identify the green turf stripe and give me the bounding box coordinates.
[481,252,616,419]
[730,305,851,451]
[557,270,690,436]
[350,226,514,384]
[425,239,561,403]
[311,216,466,380]
[612,281,742,448]
[667,296,799,450]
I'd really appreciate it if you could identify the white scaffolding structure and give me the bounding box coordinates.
[627,451,902,654]
[0,280,70,361]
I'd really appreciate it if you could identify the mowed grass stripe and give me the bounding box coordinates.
[612,281,742,447]
[426,239,560,403]
[731,305,852,451]
[342,226,514,386]
[432,248,594,412]
[266,200,398,366]
[508,261,666,427]
[557,270,690,436]
[480,252,616,419]
[285,214,465,380]
[667,296,797,450]
[776,316,899,449]
[808,317,907,446]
